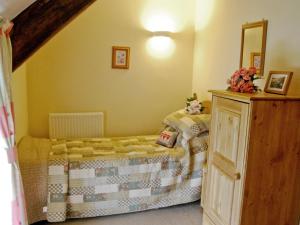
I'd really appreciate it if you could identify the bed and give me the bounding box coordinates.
[18,110,210,224]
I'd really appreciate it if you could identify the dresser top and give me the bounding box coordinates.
[210,90,300,103]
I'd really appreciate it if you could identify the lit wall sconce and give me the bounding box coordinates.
[144,13,176,33]
[147,34,175,59]
[152,31,172,37]
[142,13,177,59]
[147,31,175,59]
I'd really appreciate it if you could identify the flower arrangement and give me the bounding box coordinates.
[227,67,260,93]
[185,93,204,115]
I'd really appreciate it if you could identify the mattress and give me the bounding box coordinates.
[47,135,208,222]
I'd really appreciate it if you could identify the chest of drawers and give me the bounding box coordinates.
[202,90,300,225]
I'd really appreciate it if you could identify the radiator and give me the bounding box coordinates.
[49,112,104,139]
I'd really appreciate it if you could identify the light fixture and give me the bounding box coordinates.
[152,31,172,38]
[144,13,176,33]
[142,12,176,58]
[146,35,175,59]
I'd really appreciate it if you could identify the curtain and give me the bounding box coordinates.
[0,17,28,225]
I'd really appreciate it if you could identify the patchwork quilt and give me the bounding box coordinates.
[163,110,211,140]
[47,135,208,222]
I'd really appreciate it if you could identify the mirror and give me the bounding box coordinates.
[240,20,268,76]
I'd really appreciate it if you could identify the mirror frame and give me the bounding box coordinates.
[240,20,268,76]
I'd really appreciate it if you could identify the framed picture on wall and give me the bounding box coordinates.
[264,71,293,95]
[250,52,261,75]
[112,46,130,69]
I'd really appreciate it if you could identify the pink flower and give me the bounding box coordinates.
[237,79,245,89]
[231,85,240,92]
[230,78,242,92]
[239,68,248,76]
[248,67,257,75]
[230,77,237,86]
[232,70,241,79]
[242,72,251,81]
[228,67,259,92]
[240,81,255,93]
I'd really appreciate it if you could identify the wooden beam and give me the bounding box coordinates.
[11,0,96,70]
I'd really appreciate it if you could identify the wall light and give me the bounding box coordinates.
[144,15,176,59]
[144,13,176,32]
[142,10,177,59]
[152,31,172,37]
[146,31,175,59]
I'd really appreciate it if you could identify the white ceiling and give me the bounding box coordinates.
[0,0,36,19]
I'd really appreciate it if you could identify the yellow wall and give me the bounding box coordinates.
[11,63,28,142]
[193,0,300,100]
[27,0,196,137]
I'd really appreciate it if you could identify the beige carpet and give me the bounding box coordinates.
[37,201,203,225]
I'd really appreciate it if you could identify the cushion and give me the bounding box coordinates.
[163,109,211,140]
[156,129,179,148]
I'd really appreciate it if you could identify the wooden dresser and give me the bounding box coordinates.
[201,90,300,225]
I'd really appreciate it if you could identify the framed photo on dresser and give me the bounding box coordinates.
[264,71,293,95]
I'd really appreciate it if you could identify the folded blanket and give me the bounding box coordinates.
[163,110,211,140]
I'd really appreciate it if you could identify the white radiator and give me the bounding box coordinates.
[49,112,104,139]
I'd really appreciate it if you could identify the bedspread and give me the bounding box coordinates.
[47,135,208,222]
[18,136,51,224]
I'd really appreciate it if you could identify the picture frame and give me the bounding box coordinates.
[112,46,130,69]
[250,52,261,75]
[264,71,293,95]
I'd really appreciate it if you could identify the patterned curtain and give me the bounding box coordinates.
[0,17,28,225]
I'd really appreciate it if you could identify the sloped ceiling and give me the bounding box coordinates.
[11,0,96,70]
[0,0,36,19]
[1,0,96,69]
